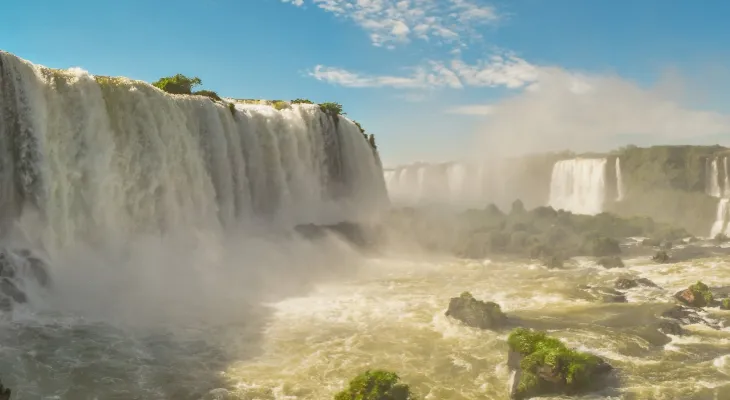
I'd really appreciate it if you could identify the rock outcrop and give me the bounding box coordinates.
[507,328,612,399]
[652,251,670,263]
[614,277,659,290]
[0,380,9,400]
[674,281,713,308]
[0,248,50,311]
[660,305,721,330]
[445,292,507,330]
[597,256,624,269]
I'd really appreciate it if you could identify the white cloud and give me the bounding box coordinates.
[445,104,494,115]
[470,67,730,158]
[282,0,500,48]
[308,54,537,90]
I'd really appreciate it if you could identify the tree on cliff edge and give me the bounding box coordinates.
[153,74,202,95]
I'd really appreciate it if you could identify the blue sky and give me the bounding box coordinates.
[3,0,730,166]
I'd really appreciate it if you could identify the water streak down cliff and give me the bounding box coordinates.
[548,158,608,215]
[708,155,730,236]
[0,51,388,249]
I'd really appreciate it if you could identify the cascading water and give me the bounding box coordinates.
[548,158,608,215]
[710,198,730,237]
[0,51,388,251]
[615,157,625,201]
[385,162,478,206]
[706,157,722,198]
[724,156,730,197]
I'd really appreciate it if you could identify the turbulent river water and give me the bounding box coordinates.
[2,242,729,400]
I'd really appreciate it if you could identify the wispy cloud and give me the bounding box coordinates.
[445,104,495,115]
[308,54,538,90]
[282,0,500,48]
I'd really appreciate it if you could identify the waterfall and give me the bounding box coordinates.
[706,157,722,198]
[548,158,608,215]
[384,162,483,206]
[615,157,624,201]
[710,198,730,237]
[0,51,388,250]
[724,156,730,197]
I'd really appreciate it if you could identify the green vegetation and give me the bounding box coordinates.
[689,281,714,306]
[228,102,236,115]
[192,90,222,101]
[445,291,507,330]
[385,204,689,262]
[291,98,313,104]
[334,370,414,400]
[721,298,730,310]
[271,100,291,110]
[320,102,345,116]
[508,328,609,399]
[152,74,202,95]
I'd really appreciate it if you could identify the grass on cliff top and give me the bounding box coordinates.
[508,328,604,396]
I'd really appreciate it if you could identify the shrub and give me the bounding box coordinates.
[152,74,202,95]
[334,370,414,400]
[291,98,313,104]
[228,102,236,116]
[320,102,345,115]
[192,90,222,101]
[353,120,365,133]
[272,100,291,110]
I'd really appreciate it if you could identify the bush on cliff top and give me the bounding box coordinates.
[152,74,202,95]
[320,102,345,116]
[334,370,414,400]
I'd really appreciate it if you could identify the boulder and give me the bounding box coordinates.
[641,238,662,247]
[657,320,684,336]
[660,305,720,330]
[674,281,713,308]
[652,251,670,263]
[507,328,612,400]
[542,255,564,269]
[0,380,9,400]
[614,277,659,290]
[445,292,507,330]
[597,256,624,269]
[577,285,627,303]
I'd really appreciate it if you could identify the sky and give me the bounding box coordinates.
[3,0,730,167]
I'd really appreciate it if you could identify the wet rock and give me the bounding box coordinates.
[542,255,564,269]
[445,291,507,330]
[660,305,720,329]
[597,256,624,269]
[507,328,612,400]
[657,320,684,336]
[577,285,627,303]
[0,248,50,311]
[652,250,670,263]
[674,281,713,308]
[641,238,661,247]
[0,380,9,400]
[614,277,659,290]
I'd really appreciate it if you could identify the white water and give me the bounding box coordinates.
[384,162,484,206]
[710,199,729,237]
[724,156,730,197]
[707,158,722,198]
[0,51,387,252]
[615,157,624,201]
[548,158,608,215]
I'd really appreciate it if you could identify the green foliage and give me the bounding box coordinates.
[192,90,222,101]
[152,74,202,95]
[334,370,414,400]
[291,98,313,104]
[272,100,291,110]
[508,328,606,398]
[320,102,345,116]
[689,281,714,306]
[353,120,365,133]
[228,102,236,115]
[368,134,377,149]
[721,298,730,310]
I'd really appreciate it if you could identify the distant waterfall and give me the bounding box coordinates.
[706,158,722,198]
[725,157,730,197]
[384,162,483,206]
[615,157,624,201]
[548,158,608,215]
[710,198,730,237]
[0,51,388,249]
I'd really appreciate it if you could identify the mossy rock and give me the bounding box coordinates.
[721,298,730,310]
[614,277,659,290]
[445,292,507,330]
[334,370,414,400]
[674,281,714,308]
[597,256,624,269]
[507,328,612,399]
[652,250,670,263]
